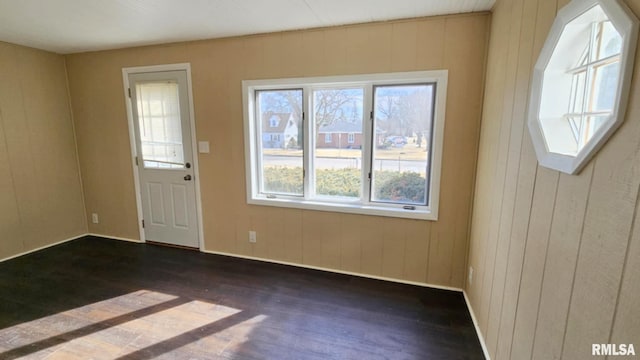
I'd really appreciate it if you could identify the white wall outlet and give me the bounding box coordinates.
[198,141,210,154]
[91,213,99,224]
[249,231,257,243]
[468,266,474,285]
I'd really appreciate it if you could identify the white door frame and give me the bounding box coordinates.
[122,63,205,250]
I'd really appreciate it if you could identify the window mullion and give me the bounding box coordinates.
[362,84,374,205]
[254,91,265,195]
[579,22,598,149]
[303,86,313,200]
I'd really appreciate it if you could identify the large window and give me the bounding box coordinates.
[243,71,447,220]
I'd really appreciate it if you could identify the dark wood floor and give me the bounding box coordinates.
[0,236,484,359]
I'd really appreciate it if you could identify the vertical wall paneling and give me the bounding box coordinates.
[359,215,385,277]
[477,0,524,334]
[609,193,640,348]
[531,165,593,360]
[339,214,362,273]
[505,2,560,358]
[468,0,640,359]
[449,15,489,288]
[427,15,487,286]
[485,0,540,353]
[509,167,559,359]
[381,218,405,279]
[493,0,558,356]
[0,98,23,258]
[403,220,430,283]
[0,42,86,261]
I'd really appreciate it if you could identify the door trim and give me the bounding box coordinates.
[122,63,204,250]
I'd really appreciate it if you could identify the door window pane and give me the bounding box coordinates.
[371,84,434,206]
[136,82,184,169]
[256,89,303,196]
[314,88,364,199]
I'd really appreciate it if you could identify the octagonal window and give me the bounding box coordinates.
[528,0,638,174]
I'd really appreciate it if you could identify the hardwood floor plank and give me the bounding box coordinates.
[0,236,484,359]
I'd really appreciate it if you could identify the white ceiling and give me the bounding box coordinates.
[0,0,495,54]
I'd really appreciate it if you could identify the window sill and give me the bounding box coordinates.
[247,196,436,220]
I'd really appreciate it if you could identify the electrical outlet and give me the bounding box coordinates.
[249,231,257,243]
[92,213,99,224]
[468,266,474,285]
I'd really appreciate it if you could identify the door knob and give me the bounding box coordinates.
[184,174,192,181]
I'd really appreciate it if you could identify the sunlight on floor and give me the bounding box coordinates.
[0,290,267,359]
[0,290,177,349]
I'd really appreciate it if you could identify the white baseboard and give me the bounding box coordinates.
[201,249,462,292]
[87,233,144,243]
[0,233,87,263]
[463,290,492,360]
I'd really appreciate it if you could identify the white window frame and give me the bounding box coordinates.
[325,133,332,143]
[348,133,355,144]
[527,0,638,174]
[242,70,448,220]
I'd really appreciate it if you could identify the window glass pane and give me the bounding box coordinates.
[371,84,434,206]
[569,71,587,114]
[314,88,364,199]
[136,82,184,169]
[591,61,620,112]
[597,21,622,60]
[584,115,608,145]
[576,45,589,67]
[256,89,303,196]
[566,115,582,143]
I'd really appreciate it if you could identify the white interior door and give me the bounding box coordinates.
[128,70,199,248]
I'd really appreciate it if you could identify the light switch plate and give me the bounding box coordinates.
[198,141,210,153]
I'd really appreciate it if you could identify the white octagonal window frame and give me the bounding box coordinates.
[528,0,639,174]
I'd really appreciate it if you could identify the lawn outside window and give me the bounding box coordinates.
[242,71,448,220]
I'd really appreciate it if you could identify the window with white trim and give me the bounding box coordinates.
[527,0,638,174]
[243,71,448,220]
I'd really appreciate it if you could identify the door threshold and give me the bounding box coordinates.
[146,240,199,251]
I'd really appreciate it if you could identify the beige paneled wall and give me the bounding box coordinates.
[0,42,87,260]
[66,13,489,289]
[467,0,640,359]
